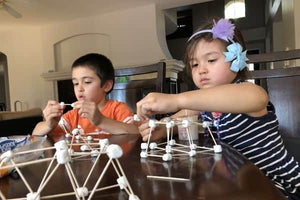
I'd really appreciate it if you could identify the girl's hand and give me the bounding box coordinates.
[138,119,167,141]
[136,93,179,120]
[73,100,103,126]
[43,100,64,129]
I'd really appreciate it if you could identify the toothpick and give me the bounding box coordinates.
[147,175,190,182]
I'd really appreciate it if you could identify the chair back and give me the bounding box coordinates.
[108,62,166,113]
[247,50,300,161]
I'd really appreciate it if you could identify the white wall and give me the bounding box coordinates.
[0,4,170,110]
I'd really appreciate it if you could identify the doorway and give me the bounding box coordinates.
[0,52,10,111]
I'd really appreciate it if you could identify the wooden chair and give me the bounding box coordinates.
[247,49,300,161]
[108,62,166,114]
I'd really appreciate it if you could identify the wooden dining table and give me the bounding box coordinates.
[0,134,286,200]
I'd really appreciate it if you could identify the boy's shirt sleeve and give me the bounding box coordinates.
[102,100,134,123]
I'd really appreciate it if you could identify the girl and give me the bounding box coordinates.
[136,18,300,199]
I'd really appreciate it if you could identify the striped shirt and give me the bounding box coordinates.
[201,103,300,199]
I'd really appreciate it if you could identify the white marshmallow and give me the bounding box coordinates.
[140,151,148,158]
[169,139,176,146]
[213,145,222,153]
[189,150,196,157]
[149,142,157,150]
[76,187,88,197]
[140,143,148,150]
[75,135,81,140]
[68,149,74,155]
[56,149,71,164]
[202,121,211,128]
[165,145,172,153]
[86,136,93,141]
[26,192,40,200]
[54,140,68,152]
[162,153,172,161]
[182,119,191,128]
[91,150,99,157]
[72,128,79,135]
[0,151,14,163]
[166,122,174,129]
[190,144,197,150]
[99,138,109,150]
[129,194,140,200]
[59,102,65,107]
[148,119,157,128]
[80,145,89,152]
[65,133,71,138]
[133,114,140,122]
[117,176,128,189]
[106,144,123,159]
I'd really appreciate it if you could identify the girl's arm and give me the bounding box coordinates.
[137,82,268,119]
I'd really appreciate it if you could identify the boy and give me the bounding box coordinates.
[33,53,139,137]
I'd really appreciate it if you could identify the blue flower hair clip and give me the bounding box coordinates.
[188,18,248,72]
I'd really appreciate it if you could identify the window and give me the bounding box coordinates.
[224,0,246,19]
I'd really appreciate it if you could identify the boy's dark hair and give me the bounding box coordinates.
[183,18,248,81]
[72,53,115,94]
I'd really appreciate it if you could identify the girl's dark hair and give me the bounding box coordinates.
[72,53,115,94]
[183,18,248,81]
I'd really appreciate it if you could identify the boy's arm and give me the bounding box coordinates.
[32,100,64,136]
[96,116,139,134]
[32,121,55,136]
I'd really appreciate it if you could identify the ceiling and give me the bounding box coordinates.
[0,0,211,27]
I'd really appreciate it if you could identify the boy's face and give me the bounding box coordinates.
[189,39,237,89]
[72,66,111,104]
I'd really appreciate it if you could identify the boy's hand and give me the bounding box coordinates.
[43,100,64,129]
[138,119,166,141]
[73,100,103,126]
[136,92,179,120]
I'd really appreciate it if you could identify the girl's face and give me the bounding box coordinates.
[189,39,237,89]
[72,66,111,104]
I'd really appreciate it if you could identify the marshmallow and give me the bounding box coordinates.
[213,145,222,153]
[65,133,71,138]
[149,142,157,150]
[190,144,197,150]
[117,176,128,189]
[165,145,172,153]
[72,128,79,135]
[86,136,93,141]
[0,151,14,163]
[148,119,157,128]
[140,151,148,158]
[182,119,191,128]
[166,122,174,129]
[68,148,74,155]
[59,102,65,107]
[75,135,81,140]
[76,187,88,197]
[26,192,40,200]
[189,150,196,157]
[99,138,109,151]
[56,149,71,164]
[129,194,140,200]
[54,140,68,152]
[80,145,89,152]
[162,153,172,161]
[91,150,99,157]
[133,114,140,122]
[140,143,148,150]
[202,121,211,128]
[169,139,176,146]
[106,144,123,159]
